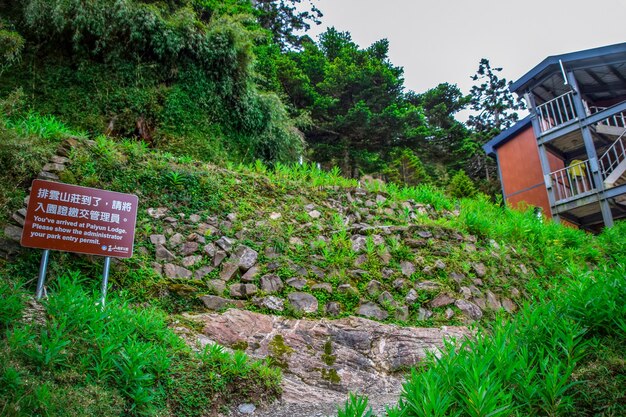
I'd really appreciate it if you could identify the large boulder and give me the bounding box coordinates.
[287,292,318,313]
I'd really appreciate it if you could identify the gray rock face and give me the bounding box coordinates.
[163,264,192,279]
[287,292,319,313]
[486,291,502,310]
[229,283,258,299]
[311,283,332,293]
[324,302,341,316]
[417,308,433,321]
[155,245,175,261]
[434,260,446,270]
[395,305,409,321]
[216,236,234,252]
[337,284,357,294]
[234,246,258,271]
[241,265,260,282]
[169,233,184,247]
[238,403,256,414]
[255,296,285,312]
[182,255,202,268]
[150,234,166,245]
[220,262,240,281]
[358,302,388,321]
[405,289,419,304]
[189,214,202,223]
[213,250,227,267]
[366,280,382,296]
[260,274,283,293]
[429,294,455,308]
[351,235,367,252]
[416,281,440,291]
[455,299,483,320]
[206,279,226,296]
[377,291,395,306]
[195,266,214,280]
[185,309,467,409]
[200,295,244,310]
[400,261,415,277]
[286,277,307,290]
[203,243,216,257]
[308,210,321,219]
[472,262,487,277]
[181,242,199,256]
[502,298,517,313]
[147,207,168,219]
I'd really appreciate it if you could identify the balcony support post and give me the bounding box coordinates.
[566,71,614,228]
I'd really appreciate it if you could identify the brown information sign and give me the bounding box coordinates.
[21,180,138,258]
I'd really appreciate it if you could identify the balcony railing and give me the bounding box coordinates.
[589,106,626,129]
[536,91,577,133]
[550,159,596,203]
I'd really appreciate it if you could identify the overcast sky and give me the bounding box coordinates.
[305,0,625,100]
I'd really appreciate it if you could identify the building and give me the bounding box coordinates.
[484,42,626,232]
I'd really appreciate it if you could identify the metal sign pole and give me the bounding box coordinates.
[35,249,50,299]
[100,256,111,307]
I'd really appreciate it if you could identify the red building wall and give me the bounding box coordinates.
[496,125,564,217]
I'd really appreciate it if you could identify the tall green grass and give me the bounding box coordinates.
[0,272,281,416]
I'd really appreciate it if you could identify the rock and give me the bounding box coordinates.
[311,283,332,293]
[260,274,283,293]
[203,243,216,258]
[417,230,432,239]
[220,262,240,281]
[464,243,477,252]
[324,302,341,316]
[354,254,368,267]
[213,250,227,267]
[473,279,484,286]
[286,277,307,290]
[502,298,517,313]
[50,155,70,164]
[450,272,465,285]
[459,286,472,299]
[151,262,162,276]
[351,235,367,252]
[198,223,219,236]
[429,294,455,308]
[226,213,237,222]
[168,233,184,247]
[269,212,282,220]
[337,284,357,294]
[382,268,394,279]
[147,207,168,219]
[308,210,321,219]
[395,305,409,321]
[255,296,284,312]
[150,234,166,245]
[230,283,258,299]
[38,171,59,181]
[182,255,202,268]
[234,246,258,271]
[164,264,192,279]
[379,251,392,265]
[510,287,521,299]
[486,291,502,310]
[375,194,387,204]
[200,295,244,310]
[241,265,260,282]
[472,262,487,277]
[287,292,319,313]
[519,264,528,274]
[358,302,388,320]
[3,225,23,242]
[417,308,433,321]
[216,236,234,252]
[416,281,440,291]
[469,285,482,297]
[405,289,419,304]
[366,280,382,296]
[472,297,486,310]
[238,403,256,415]
[392,279,407,291]
[155,245,176,261]
[188,214,201,223]
[400,261,415,277]
[455,300,483,321]
[181,242,199,256]
[434,260,446,270]
[364,200,375,207]
[377,291,395,305]
[445,308,455,320]
[188,310,468,405]
[206,279,226,295]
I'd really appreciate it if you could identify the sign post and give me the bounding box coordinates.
[21,180,138,305]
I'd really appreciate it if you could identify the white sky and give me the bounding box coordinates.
[305,0,625,101]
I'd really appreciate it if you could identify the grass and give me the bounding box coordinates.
[0,272,281,417]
